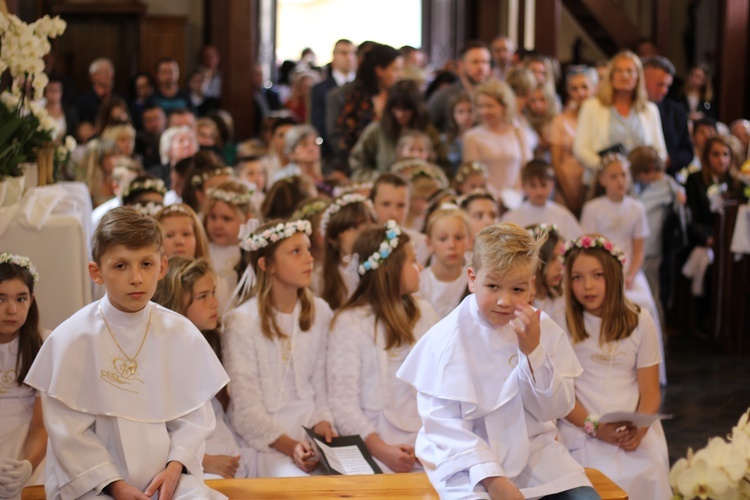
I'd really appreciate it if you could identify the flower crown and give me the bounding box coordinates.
[239,220,312,252]
[157,203,193,218]
[122,178,166,199]
[320,194,373,236]
[454,161,489,183]
[358,220,402,275]
[562,235,627,266]
[292,199,330,220]
[0,253,39,284]
[599,152,630,170]
[456,189,496,207]
[207,187,254,206]
[332,181,374,198]
[132,201,164,217]
[191,166,235,186]
[528,223,558,240]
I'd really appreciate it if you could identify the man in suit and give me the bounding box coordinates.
[643,56,693,177]
[76,57,118,125]
[310,39,356,163]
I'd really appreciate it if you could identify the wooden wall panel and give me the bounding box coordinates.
[535,0,561,57]
[718,0,748,123]
[139,16,187,84]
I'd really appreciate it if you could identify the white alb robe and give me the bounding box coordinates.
[397,295,591,499]
[25,296,229,499]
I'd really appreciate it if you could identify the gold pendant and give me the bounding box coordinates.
[100,357,143,393]
[0,369,16,395]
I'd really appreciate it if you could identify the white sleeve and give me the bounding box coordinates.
[635,310,661,369]
[42,394,122,499]
[327,313,378,438]
[416,392,503,488]
[166,401,215,477]
[223,309,287,450]
[517,344,577,422]
[573,99,603,172]
[310,306,334,426]
[633,199,651,239]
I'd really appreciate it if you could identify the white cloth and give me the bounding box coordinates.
[209,243,241,315]
[681,247,714,296]
[205,398,253,479]
[164,190,182,206]
[573,98,667,185]
[534,295,566,330]
[24,296,229,499]
[223,297,333,477]
[397,295,590,499]
[557,309,671,500]
[91,196,120,228]
[500,200,584,241]
[417,266,468,319]
[327,300,439,472]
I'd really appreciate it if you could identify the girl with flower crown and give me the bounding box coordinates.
[155,203,211,260]
[328,222,439,473]
[203,179,257,313]
[557,234,670,499]
[223,219,336,477]
[121,174,167,217]
[181,151,235,214]
[452,161,489,195]
[316,194,376,309]
[527,224,566,327]
[0,254,47,499]
[581,153,667,384]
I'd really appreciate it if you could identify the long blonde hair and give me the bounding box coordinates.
[334,225,419,350]
[564,242,639,345]
[597,50,649,113]
[242,220,315,340]
[154,203,211,259]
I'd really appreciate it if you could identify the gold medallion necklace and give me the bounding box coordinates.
[99,302,153,378]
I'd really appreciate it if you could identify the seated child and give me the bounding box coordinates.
[0,254,47,498]
[501,159,583,241]
[527,224,566,327]
[25,207,228,499]
[397,223,597,499]
[155,203,211,260]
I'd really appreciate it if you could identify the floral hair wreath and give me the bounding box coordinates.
[320,193,373,236]
[157,204,193,217]
[191,167,235,186]
[358,220,401,275]
[132,201,164,217]
[207,186,254,206]
[528,223,558,240]
[456,189,496,207]
[562,235,627,267]
[454,161,489,183]
[0,252,40,284]
[292,199,330,220]
[599,152,630,170]
[239,220,312,252]
[122,178,166,199]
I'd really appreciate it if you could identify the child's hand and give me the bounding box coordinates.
[143,461,182,500]
[108,480,149,500]
[618,427,648,451]
[378,443,416,473]
[595,422,634,446]
[313,420,337,443]
[482,476,524,500]
[293,441,319,473]
[512,303,541,356]
[203,454,240,478]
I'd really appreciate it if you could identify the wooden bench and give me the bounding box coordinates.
[22,469,627,499]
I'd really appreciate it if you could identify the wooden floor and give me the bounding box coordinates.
[22,469,626,499]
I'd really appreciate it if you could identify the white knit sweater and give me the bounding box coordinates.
[223,296,333,450]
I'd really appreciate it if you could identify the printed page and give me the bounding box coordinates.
[313,438,377,475]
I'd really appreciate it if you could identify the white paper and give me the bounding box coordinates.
[313,438,376,475]
[599,411,672,427]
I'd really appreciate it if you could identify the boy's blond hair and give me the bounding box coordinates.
[471,222,545,275]
[92,206,163,265]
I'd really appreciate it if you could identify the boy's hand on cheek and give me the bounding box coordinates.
[512,303,541,356]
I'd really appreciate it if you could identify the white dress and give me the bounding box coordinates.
[209,242,241,314]
[558,309,671,500]
[24,296,229,499]
[327,299,439,473]
[0,337,44,496]
[418,266,468,319]
[500,200,583,241]
[534,294,566,330]
[397,296,591,499]
[223,297,333,478]
[581,195,667,384]
[204,398,255,479]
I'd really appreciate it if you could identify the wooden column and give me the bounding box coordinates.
[205,0,258,141]
[718,0,748,124]
[652,0,670,56]
[534,0,560,57]
[473,0,501,44]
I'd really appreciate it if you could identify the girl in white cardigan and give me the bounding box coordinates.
[223,219,336,477]
[328,221,439,473]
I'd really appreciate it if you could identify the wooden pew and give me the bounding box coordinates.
[22,469,627,499]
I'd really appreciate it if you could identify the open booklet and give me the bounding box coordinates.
[303,427,382,475]
[598,411,673,428]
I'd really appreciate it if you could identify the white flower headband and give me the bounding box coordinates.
[0,252,40,284]
[239,220,312,252]
[122,178,167,199]
[157,204,193,217]
[528,223,558,240]
[208,187,254,206]
[454,161,489,183]
[332,181,374,198]
[191,166,235,186]
[132,201,164,217]
[292,199,330,220]
[358,220,402,275]
[562,235,627,266]
[457,189,496,207]
[320,194,373,236]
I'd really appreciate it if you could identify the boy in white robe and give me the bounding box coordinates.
[25,207,229,500]
[397,223,599,500]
